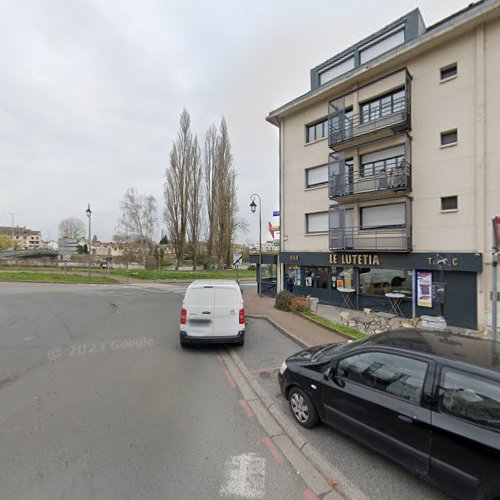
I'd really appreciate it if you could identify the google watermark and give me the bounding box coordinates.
[47,337,154,361]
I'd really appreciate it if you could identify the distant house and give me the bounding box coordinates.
[0,226,42,250]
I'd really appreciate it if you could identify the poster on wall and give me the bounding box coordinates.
[416,271,433,308]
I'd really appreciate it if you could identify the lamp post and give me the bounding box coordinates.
[250,194,262,297]
[8,213,14,249]
[86,204,92,281]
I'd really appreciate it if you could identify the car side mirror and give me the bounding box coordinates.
[323,364,345,388]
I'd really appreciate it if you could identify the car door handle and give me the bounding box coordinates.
[202,311,211,315]
[398,413,417,424]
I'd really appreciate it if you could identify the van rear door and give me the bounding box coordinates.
[213,286,241,337]
[186,286,214,337]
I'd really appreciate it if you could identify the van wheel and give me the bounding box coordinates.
[236,337,245,347]
[288,387,319,428]
[180,337,188,348]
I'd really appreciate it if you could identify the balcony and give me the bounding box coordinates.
[328,94,410,151]
[329,226,411,252]
[329,159,411,200]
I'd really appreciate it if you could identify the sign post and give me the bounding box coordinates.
[233,253,242,285]
[492,217,500,341]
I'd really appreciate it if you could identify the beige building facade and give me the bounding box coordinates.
[0,226,42,250]
[267,1,500,331]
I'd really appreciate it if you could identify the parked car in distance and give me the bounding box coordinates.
[278,330,500,500]
[179,280,245,347]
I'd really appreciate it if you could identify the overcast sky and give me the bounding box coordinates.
[0,0,471,244]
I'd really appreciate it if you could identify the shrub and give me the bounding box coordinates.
[275,290,294,311]
[248,264,256,271]
[290,296,309,313]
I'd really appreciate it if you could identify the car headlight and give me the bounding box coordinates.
[279,360,287,375]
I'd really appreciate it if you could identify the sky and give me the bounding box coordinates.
[0,0,472,244]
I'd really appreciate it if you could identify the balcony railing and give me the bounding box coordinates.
[329,160,411,199]
[329,226,411,251]
[328,95,409,149]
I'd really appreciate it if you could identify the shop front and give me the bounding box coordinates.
[281,251,482,329]
[249,254,278,297]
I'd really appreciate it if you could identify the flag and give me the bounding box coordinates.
[269,221,274,239]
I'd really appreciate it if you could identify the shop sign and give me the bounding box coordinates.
[416,271,433,308]
[330,253,381,266]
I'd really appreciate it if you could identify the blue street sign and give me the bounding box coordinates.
[273,211,280,217]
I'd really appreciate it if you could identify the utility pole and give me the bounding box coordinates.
[9,213,14,248]
[86,204,92,281]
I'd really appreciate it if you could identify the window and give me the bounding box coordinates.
[285,265,301,287]
[317,267,329,289]
[337,351,428,404]
[359,27,405,64]
[332,267,353,290]
[359,268,412,297]
[319,55,355,85]
[440,63,457,81]
[306,164,328,188]
[441,196,458,211]
[441,129,458,146]
[361,145,405,177]
[360,88,406,123]
[306,212,329,233]
[439,369,500,432]
[360,203,406,229]
[306,119,328,143]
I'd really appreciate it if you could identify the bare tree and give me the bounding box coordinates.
[188,136,203,270]
[204,123,218,269]
[58,217,85,239]
[118,188,157,265]
[164,109,194,269]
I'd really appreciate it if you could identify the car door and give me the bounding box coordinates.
[213,286,241,337]
[185,286,214,337]
[321,349,433,476]
[429,367,500,500]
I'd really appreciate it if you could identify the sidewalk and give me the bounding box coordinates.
[244,291,345,347]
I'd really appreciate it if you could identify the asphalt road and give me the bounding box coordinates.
[240,317,450,500]
[0,282,306,500]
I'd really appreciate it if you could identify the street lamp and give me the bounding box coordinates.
[86,204,92,281]
[250,194,262,297]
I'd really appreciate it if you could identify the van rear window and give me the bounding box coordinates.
[215,288,240,303]
[187,288,214,306]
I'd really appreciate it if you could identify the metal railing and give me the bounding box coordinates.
[329,226,411,251]
[329,160,411,199]
[328,95,409,148]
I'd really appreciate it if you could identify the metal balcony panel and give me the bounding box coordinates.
[329,226,411,252]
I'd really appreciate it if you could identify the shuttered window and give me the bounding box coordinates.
[361,203,406,229]
[306,212,329,233]
[306,165,328,187]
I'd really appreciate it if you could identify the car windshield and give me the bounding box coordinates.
[311,338,368,362]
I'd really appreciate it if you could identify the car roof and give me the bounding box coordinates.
[188,280,239,288]
[362,330,500,373]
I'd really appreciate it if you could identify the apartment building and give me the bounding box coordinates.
[0,226,42,250]
[266,1,500,330]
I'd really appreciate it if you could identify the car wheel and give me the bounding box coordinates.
[288,387,319,428]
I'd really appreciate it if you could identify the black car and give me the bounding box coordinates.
[278,330,500,500]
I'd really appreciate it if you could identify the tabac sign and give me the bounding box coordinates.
[330,253,381,266]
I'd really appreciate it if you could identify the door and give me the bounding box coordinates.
[213,286,242,337]
[321,350,432,476]
[185,286,214,337]
[430,367,500,500]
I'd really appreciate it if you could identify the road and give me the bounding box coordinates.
[0,282,305,500]
[0,281,448,499]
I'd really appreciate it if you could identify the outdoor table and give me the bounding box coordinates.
[338,287,356,310]
[350,313,373,333]
[385,292,405,317]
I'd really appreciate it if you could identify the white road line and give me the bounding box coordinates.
[220,453,266,499]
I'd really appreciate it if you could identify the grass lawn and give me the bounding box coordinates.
[301,310,367,340]
[107,269,256,280]
[0,270,118,284]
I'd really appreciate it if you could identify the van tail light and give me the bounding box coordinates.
[239,308,245,324]
[180,308,187,324]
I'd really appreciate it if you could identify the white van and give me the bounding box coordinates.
[179,280,245,347]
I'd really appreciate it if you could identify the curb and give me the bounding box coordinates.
[299,313,360,341]
[246,314,310,348]
[224,348,367,500]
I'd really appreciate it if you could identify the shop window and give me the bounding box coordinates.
[358,268,412,297]
[304,267,316,287]
[286,265,301,287]
[332,267,354,290]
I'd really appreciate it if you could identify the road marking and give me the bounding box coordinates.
[303,488,319,500]
[262,436,283,463]
[239,399,255,418]
[249,366,281,375]
[224,368,237,388]
[220,453,266,498]
[216,353,224,364]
